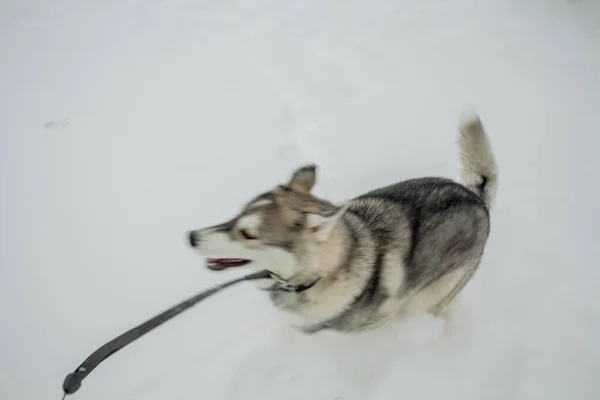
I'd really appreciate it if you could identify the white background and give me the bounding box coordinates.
[1,0,599,399]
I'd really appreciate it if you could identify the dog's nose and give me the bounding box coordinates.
[188,231,198,247]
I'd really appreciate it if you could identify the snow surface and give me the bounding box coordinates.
[1,0,599,399]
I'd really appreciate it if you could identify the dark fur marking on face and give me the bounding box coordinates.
[291,214,305,231]
[244,192,275,212]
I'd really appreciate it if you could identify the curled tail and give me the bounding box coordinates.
[458,111,497,209]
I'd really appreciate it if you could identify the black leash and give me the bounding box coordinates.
[61,269,272,399]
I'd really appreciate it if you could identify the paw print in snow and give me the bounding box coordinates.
[43,119,70,130]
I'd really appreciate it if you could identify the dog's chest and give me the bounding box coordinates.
[267,288,378,331]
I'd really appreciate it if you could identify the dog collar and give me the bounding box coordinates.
[269,272,320,293]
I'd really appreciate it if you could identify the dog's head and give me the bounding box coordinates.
[187,165,346,280]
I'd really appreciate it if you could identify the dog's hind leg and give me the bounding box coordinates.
[403,258,481,316]
[429,258,481,316]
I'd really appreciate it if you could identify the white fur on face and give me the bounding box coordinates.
[235,214,262,233]
[194,230,251,259]
[193,227,297,279]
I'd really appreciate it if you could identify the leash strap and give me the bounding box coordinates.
[62,269,272,398]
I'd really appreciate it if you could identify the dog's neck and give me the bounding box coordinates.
[282,218,349,290]
[316,218,350,277]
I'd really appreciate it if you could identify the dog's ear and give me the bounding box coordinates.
[288,164,317,193]
[306,202,349,243]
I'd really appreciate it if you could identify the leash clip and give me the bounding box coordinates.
[268,272,320,293]
[268,272,294,291]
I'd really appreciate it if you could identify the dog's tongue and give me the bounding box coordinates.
[206,259,227,271]
[206,258,251,271]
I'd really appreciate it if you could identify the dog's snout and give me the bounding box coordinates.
[188,231,198,247]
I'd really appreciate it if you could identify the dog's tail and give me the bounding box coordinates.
[458,110,497,209]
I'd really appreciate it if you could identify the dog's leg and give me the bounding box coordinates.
[429,259,481,316]
[403,258,481,316]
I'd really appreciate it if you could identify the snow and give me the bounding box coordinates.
[1,0,599,399]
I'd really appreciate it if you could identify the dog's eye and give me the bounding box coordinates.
[293,221,304,230]
[240,229,258,240]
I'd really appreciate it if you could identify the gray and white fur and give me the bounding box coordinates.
[188,111,497,333]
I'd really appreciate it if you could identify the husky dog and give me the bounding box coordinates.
[188,111,497,333]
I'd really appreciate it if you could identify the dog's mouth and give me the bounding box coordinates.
[206,258,252,271]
